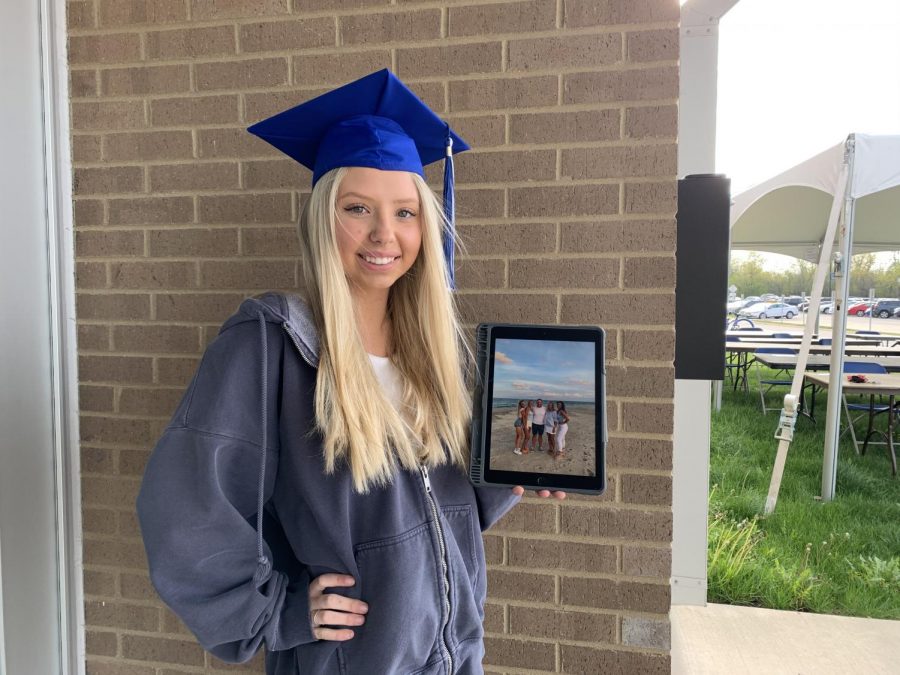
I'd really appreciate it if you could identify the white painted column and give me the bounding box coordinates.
[0,0,82,671]
[672,0,739,606]
[672,380,713,603]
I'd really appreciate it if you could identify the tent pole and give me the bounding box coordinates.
[764,162,850,514]
[821,136,857,502]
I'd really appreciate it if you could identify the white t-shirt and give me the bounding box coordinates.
[532,405,546,425]
[368,354,403,410]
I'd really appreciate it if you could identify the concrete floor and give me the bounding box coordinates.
[671,603,900,675]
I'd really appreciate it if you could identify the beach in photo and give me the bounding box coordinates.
[486,337,597,477]
[488,402,596,476]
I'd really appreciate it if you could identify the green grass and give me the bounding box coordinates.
[709,366,900,618]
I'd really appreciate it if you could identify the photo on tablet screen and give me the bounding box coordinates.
[488,338,596,477]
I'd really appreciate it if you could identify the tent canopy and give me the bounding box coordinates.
[730,134,900,262]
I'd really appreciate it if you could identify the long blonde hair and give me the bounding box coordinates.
[297,167,471,492]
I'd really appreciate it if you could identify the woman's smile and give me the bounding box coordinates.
[335,167,423,298]
[358,252,401,268]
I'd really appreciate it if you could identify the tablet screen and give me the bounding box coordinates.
[490,338,597,477]
[471,324,606,494]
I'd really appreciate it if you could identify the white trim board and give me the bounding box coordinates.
[41,0,86,669]
[0,0,83,672]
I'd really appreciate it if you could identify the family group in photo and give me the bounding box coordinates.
[513,398,571,459]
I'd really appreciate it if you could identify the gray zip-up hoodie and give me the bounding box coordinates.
[136,292,520,674]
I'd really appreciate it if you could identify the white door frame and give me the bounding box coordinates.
[0,0,83,671]
[43,0,86,669]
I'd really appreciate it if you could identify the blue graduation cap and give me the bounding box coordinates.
[247,69,469,287]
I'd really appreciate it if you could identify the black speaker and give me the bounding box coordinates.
[675,174,731,380]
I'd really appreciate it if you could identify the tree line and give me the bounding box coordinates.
[729,253,900,298]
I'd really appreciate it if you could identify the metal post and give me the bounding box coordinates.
[821,137,856,502]
[868,288,874,331]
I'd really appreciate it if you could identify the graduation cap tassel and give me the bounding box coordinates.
[442,135,456,289]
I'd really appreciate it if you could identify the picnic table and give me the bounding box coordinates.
[725,333,884,343]
[726,342,900,356]
[804,372,900,475]
[724,342,900,394]
[753,352,900,373]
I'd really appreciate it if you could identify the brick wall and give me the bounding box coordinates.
[68,0,679,672]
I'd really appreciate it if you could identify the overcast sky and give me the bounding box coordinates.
[715,0,900,270]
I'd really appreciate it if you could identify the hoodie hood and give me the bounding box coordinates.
[224,292,320,367]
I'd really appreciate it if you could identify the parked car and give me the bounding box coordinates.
[763,302,798,319]
[726,299,746,314]
[783,296,804,306]
[847,301,874,316]
[894,307,900,319]
[820,302,834,314]
[737,302,767,318]
[730,298,761,314]
[738,302,797,319]
[872,299,900,318]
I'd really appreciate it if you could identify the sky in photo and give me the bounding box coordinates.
[493,339,595,402]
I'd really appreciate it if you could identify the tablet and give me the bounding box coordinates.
[469,323,607,495]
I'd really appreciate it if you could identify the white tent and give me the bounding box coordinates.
[729,134,900,509]
[732,134,900,262]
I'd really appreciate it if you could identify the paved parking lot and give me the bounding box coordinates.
[743,313,900,336]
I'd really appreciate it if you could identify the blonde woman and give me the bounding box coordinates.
[513,399,527,455]
[522,399,534,454]
[136,70,565,675]
[544,402,558,455]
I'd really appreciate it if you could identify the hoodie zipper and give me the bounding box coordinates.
[282,322,316,369]
[282,320,454,672]
[419,464,454,675]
